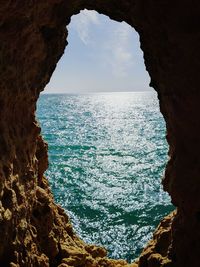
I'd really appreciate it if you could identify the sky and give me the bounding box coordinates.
[44,10,151,93]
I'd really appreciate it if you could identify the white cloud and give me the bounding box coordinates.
[69,10,135,78]
[104,23,134,77]
[69,9,100,45]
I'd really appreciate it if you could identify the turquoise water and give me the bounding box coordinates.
[37,92,173,262]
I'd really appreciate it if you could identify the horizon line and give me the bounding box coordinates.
[41,90,154,95]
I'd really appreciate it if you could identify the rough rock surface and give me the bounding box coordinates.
[1,1,200,266]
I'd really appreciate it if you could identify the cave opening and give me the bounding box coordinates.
[37,9,173,262]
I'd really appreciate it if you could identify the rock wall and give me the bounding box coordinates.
[1,1,200,266]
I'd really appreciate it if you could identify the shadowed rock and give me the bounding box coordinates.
[1,1,200,266]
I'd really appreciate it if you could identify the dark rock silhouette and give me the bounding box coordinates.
[1,1,200,266]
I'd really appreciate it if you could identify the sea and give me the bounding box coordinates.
[37,91,174,262]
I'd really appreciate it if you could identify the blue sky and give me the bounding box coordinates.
[45,10,151,93]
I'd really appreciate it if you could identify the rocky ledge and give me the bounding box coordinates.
[1,1,200,266]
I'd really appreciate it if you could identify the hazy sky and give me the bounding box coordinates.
[44,10,151,94]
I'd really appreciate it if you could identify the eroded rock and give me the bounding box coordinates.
[1,1,200,266]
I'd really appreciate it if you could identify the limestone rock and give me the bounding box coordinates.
[1,1,200,266]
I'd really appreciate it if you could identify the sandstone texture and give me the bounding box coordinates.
[1,1,200,266]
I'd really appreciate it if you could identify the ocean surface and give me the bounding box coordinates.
[37,92,173,262]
